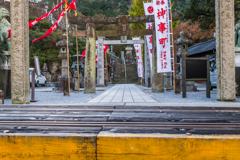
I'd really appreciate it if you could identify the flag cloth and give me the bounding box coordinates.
[81,45,109,63]
[95,44,108,63]
[32,0,76,43]
[153,0,172,73]
[133,37,144,77]
[143,2,154,70]
[6,0,65,40]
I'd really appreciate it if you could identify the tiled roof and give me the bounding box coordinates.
[188,39,216,56]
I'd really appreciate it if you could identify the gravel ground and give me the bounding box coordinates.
[4,84,240,104]
[4,87,108,105]
[140,86,240,103]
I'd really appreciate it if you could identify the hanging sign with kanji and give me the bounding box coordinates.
[133,37,144,77]
[153,0,172,73]
[143,2,154,70]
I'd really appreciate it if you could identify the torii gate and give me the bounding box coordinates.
[10,0,235,103]
[95,37,147,86]
[69,15,165,93]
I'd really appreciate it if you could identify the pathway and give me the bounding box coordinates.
[88,84,157,103]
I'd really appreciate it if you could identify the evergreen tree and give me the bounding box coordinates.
[129,0,152,30]
[181,0,240,30]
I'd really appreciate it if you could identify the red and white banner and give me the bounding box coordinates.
[6,1,65,39]
[32,0,76,43]
[133,37,144,78]
[153,0,172,73]
[143,2,154,70]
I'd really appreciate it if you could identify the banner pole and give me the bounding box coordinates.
[169,0,176,92]
[65,8,70,96]
[75,24,80,90]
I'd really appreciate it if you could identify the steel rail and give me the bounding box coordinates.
[1,121,240,127]
[0,108,240,113]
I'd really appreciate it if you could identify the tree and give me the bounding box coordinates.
[129,0,152,30]
[174,21,215,46]
[181,0,240,30]
[29,17,85,69]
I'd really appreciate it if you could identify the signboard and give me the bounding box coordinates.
[186,60,207,79]
[34,56,41,77]
[182,55,210,98]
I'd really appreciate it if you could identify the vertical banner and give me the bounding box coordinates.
[143,2,154,70]
[153,0,172,73]
[133,37,144,77]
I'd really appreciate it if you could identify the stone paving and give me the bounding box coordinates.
[88,84,157,103]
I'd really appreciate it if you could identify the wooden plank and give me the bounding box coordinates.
[129,29,153,36]
[97,133,240,160]
[0,134,97,159]
[73,29,153,37]
[73,30,86,37]
[206,55,210,98]
[68,15,118,24]
[97,30,118,37]
[68,15,154,25]
[182,54,186,98]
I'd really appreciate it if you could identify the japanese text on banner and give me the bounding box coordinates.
[143,2,154,70]
[153,0,172,73]
[133,37,144,77]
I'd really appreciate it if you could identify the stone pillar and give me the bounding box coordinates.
[97,36,104,86]
[215,0,235,101]
[144,37,151,87]
[11,0,30,104]
[152,22,164,92]
[165,72,171,91]
[74,71,79,93]
[84,23,96,93]
[121,51,125,61]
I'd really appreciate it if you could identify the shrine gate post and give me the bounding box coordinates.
[10,0,30,104]
[84,23,96,93]
[215,0,235,101]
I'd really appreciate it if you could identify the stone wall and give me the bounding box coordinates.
[0,0,46,18]
[113,63,138,84]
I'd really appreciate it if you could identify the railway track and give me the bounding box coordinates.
[0,105,240,134]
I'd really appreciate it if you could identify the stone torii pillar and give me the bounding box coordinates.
[97,36,105,86]
[11,0,30,104]
[215,0,235,101]
[152,22,164,92]
[84,23,96,93]
[144,36,151,87]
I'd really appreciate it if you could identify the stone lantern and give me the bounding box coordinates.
[174,31,196,92]
[55,33,73,93]
[125,45,135,64]
[174,31,191,74]
[56,33,73,78]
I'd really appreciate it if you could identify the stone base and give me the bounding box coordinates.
[186,85,197,92]
[64,91,70,96]
[96,84,106,87]
[54,76,75,93]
